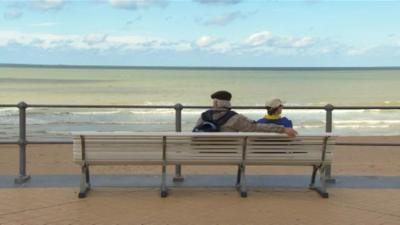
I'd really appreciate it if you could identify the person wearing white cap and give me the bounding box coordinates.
[257,98,293,128]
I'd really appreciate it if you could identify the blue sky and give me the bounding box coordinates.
[0,0,399,67]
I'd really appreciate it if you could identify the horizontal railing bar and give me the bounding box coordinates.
[333,106,400,110]
[336,142,400,146]
[0,141,18,144]
[239,106,326,110]
[26,104,175,109]
[1,141,400,146]
[0,141,72,145]
[1,104,400,110]
[27,141,73,144]
[184,106,327,110]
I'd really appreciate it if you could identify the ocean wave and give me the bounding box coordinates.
[334,125,390,129]
[0,108,18,116]
[70,110,123,115]
[296,125,323,129]
[334,120,400,125]
[26,120,174,125]
[143,101,176,106]
[0,108,17,112]
[129,109,174,115]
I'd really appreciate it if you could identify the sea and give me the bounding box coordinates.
[1,65,400,140]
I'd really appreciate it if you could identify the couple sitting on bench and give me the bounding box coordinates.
[193,90,297,137]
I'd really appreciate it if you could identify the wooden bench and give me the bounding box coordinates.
[73,132,334,198]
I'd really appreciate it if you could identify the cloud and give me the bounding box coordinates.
[204,11,244,26]
[196,36,214,47]
[207,42,234,53]
[345,44,400,57]
[0,31,192,52]
[244,31,316,49]
[174,42,193,51]
[273,36,315,48]
[241,31,321,57]
[346,47,370,56]
[0,30,316,56]
[3,10,23,20]
[194,0,242,5]
[195,35,234,53]
[245,31,273,46]
[30,0,66,11]
[3,30,397,60]
[109,0,168,10]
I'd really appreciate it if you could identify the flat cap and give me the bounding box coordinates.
[210,90,232,101]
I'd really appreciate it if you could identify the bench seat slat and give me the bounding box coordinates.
[244,160,328,166]
[166,160,242,165]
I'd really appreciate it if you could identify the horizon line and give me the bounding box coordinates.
[1,63,400,70]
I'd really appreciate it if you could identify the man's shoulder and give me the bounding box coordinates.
[231,113,256,125]
[280,117,293,127]
[280,117,292,122]
[257,118,268,123]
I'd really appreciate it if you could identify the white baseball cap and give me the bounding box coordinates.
[266,98,283,109]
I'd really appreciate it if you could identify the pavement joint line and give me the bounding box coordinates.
[0,200,81,217]
[330,202,400,218]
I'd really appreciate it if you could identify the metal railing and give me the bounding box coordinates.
[1,101,400,184]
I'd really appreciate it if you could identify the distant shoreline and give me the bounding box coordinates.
[1,63,400,71]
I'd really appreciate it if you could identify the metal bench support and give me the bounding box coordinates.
[79,164,90,198]
[161,136,168,197]
[309,136,330,198]
[238,137,248,198]
[78,136,91,198]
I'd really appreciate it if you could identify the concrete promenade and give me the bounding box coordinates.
[0,136,399,225]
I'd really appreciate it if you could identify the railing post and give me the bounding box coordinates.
[173,103,184,182]
[324,104,335,183]
[14,101,31,184]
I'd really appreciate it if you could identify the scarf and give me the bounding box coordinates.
[264,114,281,120]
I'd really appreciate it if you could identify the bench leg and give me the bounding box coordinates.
[173,164,184,182]
[78,164,90,198]
[309,165,318,188]
[161,164,168,198]
[85,165,91,190]
[309,166,329,198]
[238,164,247,198]
[236,164,241,186]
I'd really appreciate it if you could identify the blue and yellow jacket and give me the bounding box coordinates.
[257,114,293,128]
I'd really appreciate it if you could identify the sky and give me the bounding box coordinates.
[0,0,400,67]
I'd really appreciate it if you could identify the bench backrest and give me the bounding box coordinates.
[73,134,164,165]
[73,132,334,166]
[246,135,334,165]
[166,136,243,164]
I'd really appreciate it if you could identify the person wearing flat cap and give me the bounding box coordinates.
[257,98,293,128]
[193,90,297,137]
